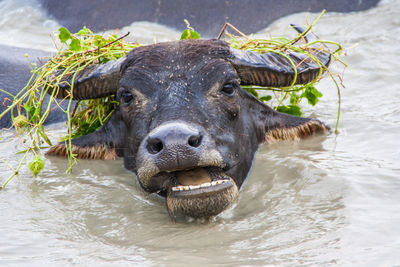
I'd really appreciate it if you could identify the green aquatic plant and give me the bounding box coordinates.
[0,27,139,188]
[180,19,201,40]
[217,10,344,122]
[0,12,345,188]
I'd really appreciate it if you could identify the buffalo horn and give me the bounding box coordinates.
[230,25,331,87]
[54,57,124,100]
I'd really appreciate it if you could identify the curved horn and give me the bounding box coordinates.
[53,57,124,100]
[230,25,331,87]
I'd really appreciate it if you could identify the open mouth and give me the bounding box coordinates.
[159,167,232,196]
[171,177,231,192]
[140,166,239,218]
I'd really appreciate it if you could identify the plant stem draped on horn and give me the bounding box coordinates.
[55,57,124,100]
[229,25,331,87]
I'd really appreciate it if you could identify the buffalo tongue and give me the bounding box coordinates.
[176,168,212,186]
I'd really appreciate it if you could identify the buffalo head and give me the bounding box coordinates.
[47,27,330,218]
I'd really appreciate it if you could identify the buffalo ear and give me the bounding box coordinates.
[263,109,329,143]
[248,95,329,144]
[46,109,125,160]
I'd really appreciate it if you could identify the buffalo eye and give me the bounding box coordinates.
[221,83,236,96]
[120,91,134,104]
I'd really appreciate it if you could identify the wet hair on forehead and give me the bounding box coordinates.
[196,58,238,77]
[120,42,238,94]
[121,39,233,75]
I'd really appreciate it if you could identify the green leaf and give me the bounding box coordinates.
[23,103,38,119]
[276,104,302,116]
[180,29,200,40]
[30,107,40,123]
[58,27,72,43]
[98,56,110,64]
[77,26,90,36]
[23,103,32,114]
[259,95,272,102]
[28,155,44,177]
[69,38,82,52]
[300,85,323,106]
[94,35,108,47]
[247,88,259,98]
[290,92,300,105]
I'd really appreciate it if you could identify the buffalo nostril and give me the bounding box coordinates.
[188,134,203,148]
[147,138,164,154]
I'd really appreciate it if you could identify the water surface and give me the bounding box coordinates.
[1,0,400,266]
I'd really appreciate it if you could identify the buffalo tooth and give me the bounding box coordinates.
[189,185,199,190]
[172,179,229,192]
[174,186,183,191]
[201,182,211,188]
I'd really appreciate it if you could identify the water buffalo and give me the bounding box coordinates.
[47,27,330,218]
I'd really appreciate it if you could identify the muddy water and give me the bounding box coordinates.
[1,0,400,266]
